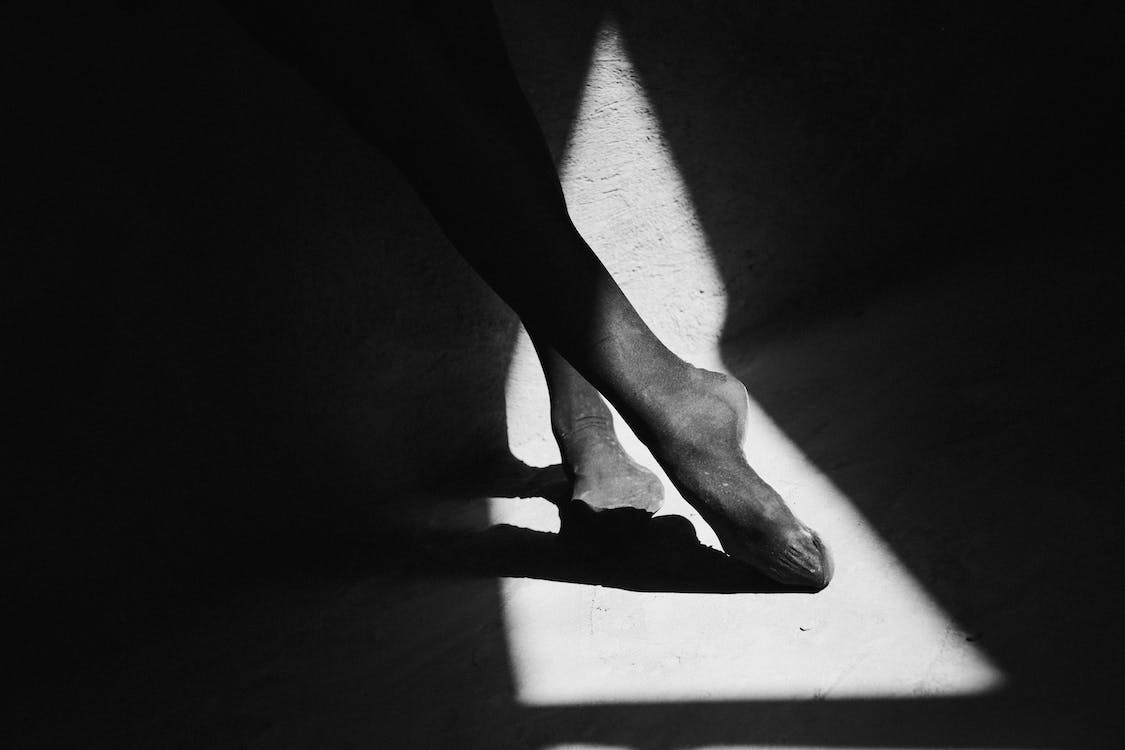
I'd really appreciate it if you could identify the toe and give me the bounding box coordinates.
[769,530,833,590]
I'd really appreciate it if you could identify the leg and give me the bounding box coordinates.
[230,1,832,588]
[532,338,663,516]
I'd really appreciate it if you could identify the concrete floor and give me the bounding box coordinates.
[32,234,1123,748]
[10,4,1123,748]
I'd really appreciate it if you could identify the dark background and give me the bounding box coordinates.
[5,1,1123,746]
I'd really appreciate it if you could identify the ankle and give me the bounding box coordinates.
[635,366,747,448]
[551,410,615,452]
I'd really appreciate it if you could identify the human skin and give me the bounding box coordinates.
[226,0,833,589]
[532,337,664,519]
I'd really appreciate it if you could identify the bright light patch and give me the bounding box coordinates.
[558,18,727,357]
[498,16,1003,706]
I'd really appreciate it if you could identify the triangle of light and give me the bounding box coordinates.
[497,16,1003,705]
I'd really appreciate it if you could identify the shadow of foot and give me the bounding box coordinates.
[475,517,807,593]
[411,458,818,593]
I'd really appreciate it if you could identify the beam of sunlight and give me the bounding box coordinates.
[498,16,1003,706]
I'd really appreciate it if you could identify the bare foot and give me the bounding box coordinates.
[555,414,665,517]
[639,367,833,590]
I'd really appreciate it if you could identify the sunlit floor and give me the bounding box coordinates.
[47,237,1123,749]
[498,342,1000,707]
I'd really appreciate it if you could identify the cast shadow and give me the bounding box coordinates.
[399,520,795,595]
[367,460,803,595]
[5,0,524,690]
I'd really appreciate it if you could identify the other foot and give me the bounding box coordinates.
[558,415,665,517]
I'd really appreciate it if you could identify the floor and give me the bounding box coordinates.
[9,4,1122,748]
[32,225,1124,749]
